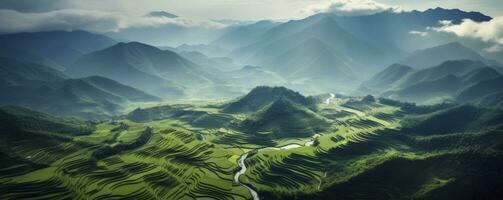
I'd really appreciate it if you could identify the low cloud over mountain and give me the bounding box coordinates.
[0,8,225,34]
[301,0,402,17]
[433,16,503,52]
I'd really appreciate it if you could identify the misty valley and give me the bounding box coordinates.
[1,3,503,200]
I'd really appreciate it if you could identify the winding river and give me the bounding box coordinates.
[234,94,333,200]
[234,136,318,200]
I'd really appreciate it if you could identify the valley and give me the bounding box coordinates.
[1,2,503,199]
[2,87,502,199]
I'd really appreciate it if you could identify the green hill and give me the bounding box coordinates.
[0,106,95,138]
[223,86,317,113]
[402,104,503,134]
[241,98,330,138]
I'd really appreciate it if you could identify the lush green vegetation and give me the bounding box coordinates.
[1,86,502,199]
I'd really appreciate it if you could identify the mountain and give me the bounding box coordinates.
[395,75,462,102]
[146,11,178,18]
[333,8,492,53]
[366,60,502,103]
[223,86,316,113]
[361,64,414,91]
[366,60,485,92]
[0,57,159,119]
[267,38,356,85]
[0,30,116,68]
[0,57,67,86]
[1,76,159,119]
[227,8,491,80]
[67,42,222,97]
[241,98,330,138]
[242,17,387,76]
[394,60,487,89]
[398,42,502,69]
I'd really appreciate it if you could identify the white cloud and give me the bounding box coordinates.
[409,30,428,37]
[0,9,226,34]
[301,0,403,17]
[433,16,503,52]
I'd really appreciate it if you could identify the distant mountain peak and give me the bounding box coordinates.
[146,11,178,18]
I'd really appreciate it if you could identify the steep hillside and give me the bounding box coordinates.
[241,98,330,138]
[223,86,316,113]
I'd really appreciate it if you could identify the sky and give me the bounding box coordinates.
[0,0,501,21]
[0,0,502,50]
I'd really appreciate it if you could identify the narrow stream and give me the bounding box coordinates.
[234,136,318,200]
[234,94,333,200]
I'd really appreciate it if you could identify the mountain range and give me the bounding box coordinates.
[0,57,158,119]
[364,59,503,105]
[0,7,501,118]
[66,42,218,98]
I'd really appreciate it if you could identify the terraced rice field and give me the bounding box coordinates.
[1,97,502,199]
